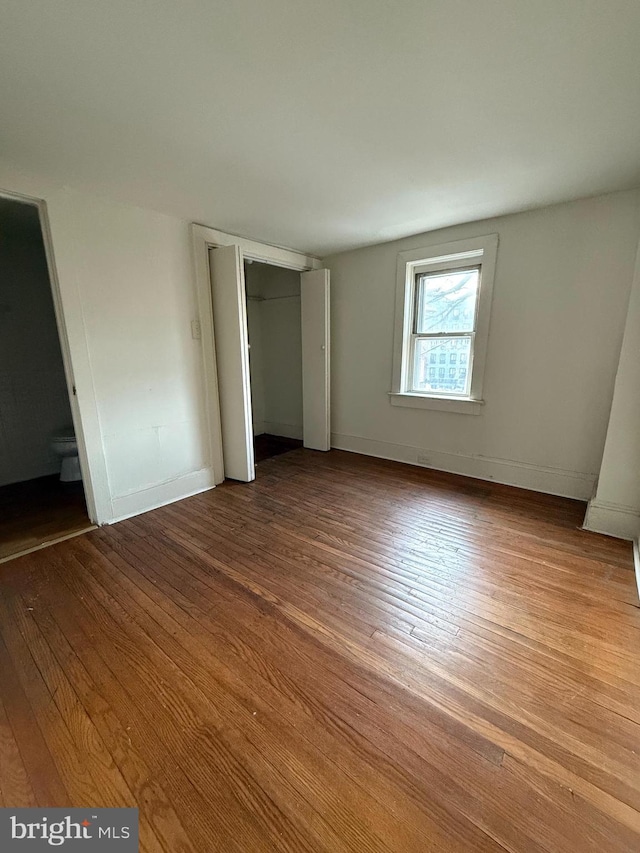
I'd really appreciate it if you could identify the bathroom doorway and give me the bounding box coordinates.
[0,196,91,561]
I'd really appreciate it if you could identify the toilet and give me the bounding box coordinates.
[51,427,82,482]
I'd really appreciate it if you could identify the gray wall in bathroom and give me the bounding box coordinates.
[0,199,73,486]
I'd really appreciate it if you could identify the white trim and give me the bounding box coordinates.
[389,392,484,415]
[191,223,321,482]
[109,467,215,523]
[397,237,497,267]
[391,234,498,411]
[583,499,640,541]
[330,432,595,500]
[191,227,226,486]
[632,540,640,602]
[192,224,322,271]
[0,187,111,524]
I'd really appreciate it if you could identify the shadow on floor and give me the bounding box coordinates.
[254,433,303,464]
[0,474,91,562]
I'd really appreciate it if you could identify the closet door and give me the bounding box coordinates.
[301,269,330,451]
[208,245,255,481]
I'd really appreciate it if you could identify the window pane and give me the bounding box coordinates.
[416,268,479,334]
[411,337,472,395]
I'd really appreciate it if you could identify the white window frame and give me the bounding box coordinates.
[390,234,498,415]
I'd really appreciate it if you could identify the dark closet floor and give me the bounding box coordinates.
[0,474,92,562]
[254,433,303,464]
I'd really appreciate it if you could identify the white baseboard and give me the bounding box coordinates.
[263,421,303,440]
[583,499,640,541]
[330,433,595,500]
[109,467,216,524]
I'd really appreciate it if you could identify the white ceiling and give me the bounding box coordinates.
[1,1,639,255]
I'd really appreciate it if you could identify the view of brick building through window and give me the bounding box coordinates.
[411,268,478,396]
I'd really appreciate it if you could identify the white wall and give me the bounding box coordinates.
[585,237,640,539]
[0,201,73,485]
[244,263,303,439]
[324,190,640,500]
[0,161,212,523]
[3,154,638,528]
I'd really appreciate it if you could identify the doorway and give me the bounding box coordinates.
[245,260,304,464]
[0,196,92,561]
[209,246,329,481]
[192,225,329,484]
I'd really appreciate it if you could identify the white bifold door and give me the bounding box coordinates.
[301,269,330,451]
[208,245,255,481]
[209,246,330,482]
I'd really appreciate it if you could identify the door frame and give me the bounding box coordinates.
[191,224,322,483]
[0,188,103,523]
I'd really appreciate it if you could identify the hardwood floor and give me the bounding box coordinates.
[0,475,92,562]
[0,449,638,852]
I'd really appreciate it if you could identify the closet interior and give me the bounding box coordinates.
[244,260,304,463]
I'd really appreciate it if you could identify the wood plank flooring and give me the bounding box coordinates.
[0,449,638,852]
[0,475,91,562]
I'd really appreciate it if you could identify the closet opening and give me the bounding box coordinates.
[195,224,330,484]
[244,260,304,464]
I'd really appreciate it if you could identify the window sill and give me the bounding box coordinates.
[389,392,484,415]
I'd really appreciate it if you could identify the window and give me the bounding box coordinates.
[411,268,478,396]
[391,234,498,414]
